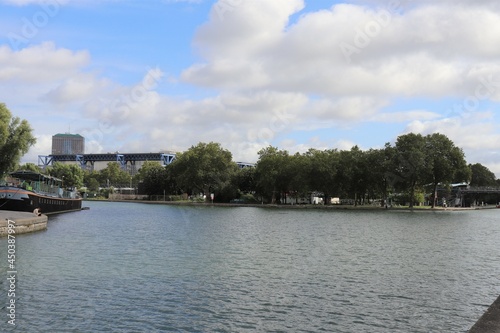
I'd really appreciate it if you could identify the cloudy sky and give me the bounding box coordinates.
[1,0,500,176]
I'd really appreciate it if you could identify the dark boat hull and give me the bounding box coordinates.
[0,187,82,214]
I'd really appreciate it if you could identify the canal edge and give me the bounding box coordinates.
[469,295,500,333]
[0,211,48,236]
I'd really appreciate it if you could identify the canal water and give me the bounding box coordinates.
[1,201,499,332]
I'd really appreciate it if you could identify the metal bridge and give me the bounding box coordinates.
[457,187,500,195]
[38,153,255,173]
[454,187,500,206]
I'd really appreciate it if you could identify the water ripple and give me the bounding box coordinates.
[0,203,499,332]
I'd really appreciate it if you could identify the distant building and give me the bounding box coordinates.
[51,133,85,155]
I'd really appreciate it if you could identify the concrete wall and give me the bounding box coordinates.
[0,211,47,236]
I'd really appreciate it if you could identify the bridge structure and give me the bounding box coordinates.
[38,153,255,175]
[455,187,500,206]
[457,187,500,195]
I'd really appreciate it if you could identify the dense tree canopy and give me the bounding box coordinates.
[254,146,291,204]
[304,148,338,203]
[169,142,238,202]
[0,103,36,177]
[423,133,470,208]
[99,162,132,187]
[48,162,85,188]
[68,135,492,205]
[134,161,177,196]
[392,133,427,208]
[18,163,42,173]
[470,163,497,187]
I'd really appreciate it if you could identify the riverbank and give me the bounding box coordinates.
[101,198,498,212]
[469,295,500,333]
[0,210,47,236]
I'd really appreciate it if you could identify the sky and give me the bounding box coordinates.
[1,0,500,176]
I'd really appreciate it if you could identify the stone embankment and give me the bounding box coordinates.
[469,295,500,333]
[0,211,47,236]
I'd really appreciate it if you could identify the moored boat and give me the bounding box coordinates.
[0,170,82,214]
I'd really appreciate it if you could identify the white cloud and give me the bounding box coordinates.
[6,1,500,174]
[23,134,51,165]
[43,73,111,104]
[403,113,500,176]
[183,2,500,99]
[373,110,441,123]
[0,42,89,83]
[404,112,500,150]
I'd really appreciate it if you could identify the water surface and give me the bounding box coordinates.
[1,201,499,332]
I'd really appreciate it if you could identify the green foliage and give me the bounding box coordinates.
[0,103,36,177]
[470,163,497,187]
[75,133,482,206]
[304,148,339,203]
[364,147,392,201]
[18,163,43,173]
[87,178,100,192]
[392,189,425,206]
[254,146,291,204]
[250,134,471,207]
[136,161,178,196]
[99,162,132,187]
[170,142,238,202]
[239,193,259,203]
[383,133,471,208]
[423,133,470,207]
[47,162,84,188]
[234,167,256,193]
[83,170,101,191]
[392,133,427,208]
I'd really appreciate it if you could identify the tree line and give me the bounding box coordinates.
[131,134,498,207]
[1,103,499,206]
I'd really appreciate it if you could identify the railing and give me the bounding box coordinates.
[458,187,500,193]
[30,182,79,199]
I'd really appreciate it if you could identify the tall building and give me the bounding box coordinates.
[51,133,85,155]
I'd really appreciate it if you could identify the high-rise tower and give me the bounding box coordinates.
[51,133,85,155]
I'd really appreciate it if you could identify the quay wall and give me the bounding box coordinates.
[469,295,500,333]
[0,211,48,236]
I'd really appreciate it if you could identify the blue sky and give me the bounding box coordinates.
[1,0,500,176]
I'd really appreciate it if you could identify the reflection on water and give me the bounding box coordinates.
[1,201,499,332]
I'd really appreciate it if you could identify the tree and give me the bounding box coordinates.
[469,163,497,187]
[83,170,101,191]
[0,103,36,177]
[134,161,163,183]
[135,161,172,196]
[288,153,310,204]
[99,162,132,187]
[364,147,392,205]
[170,142,238,202]
[87,178,100,193]
[19,163,43,173]
[335,147,371,206]
[254,146,291,204]
[48,162,84,188]
[424,133,470,208]
[393,133,427,208]
[234,166,256,194]
[305,148,339,204]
